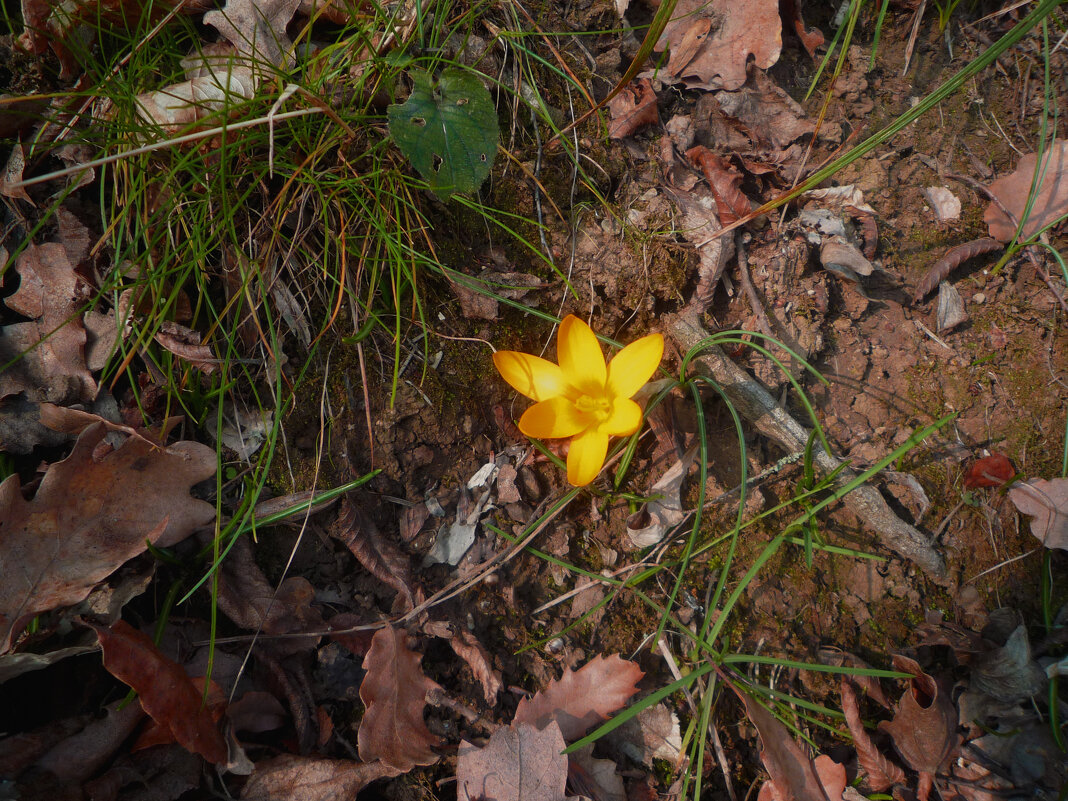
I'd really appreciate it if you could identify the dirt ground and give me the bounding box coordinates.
[1,1,1066,800]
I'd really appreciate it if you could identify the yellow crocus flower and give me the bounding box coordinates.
[493,315,664,487]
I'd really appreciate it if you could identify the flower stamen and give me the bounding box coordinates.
[575,394,611,422]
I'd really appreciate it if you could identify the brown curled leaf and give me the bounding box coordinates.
[839,678,905,792]
[845,205,878,259]
[329,495,415,612]
[913,238,1002,302]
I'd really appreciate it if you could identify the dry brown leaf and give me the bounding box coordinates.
[217,534,324,655]
[758,755,846,801]
[0,423,215,653]
[1,142,32,204]
[626,444,698,548]
[1008,478,1068,551]
[89,620,228,764]
[839,678,905,792]
[512,654,644,741]
[780,0,824,58]
[984,139,1068,243]
[153,321,217,372]
[456,721,569,801]
[738,690,832,801]
[608,78,658,139]
[569,743,626,801]
[204,0,302,70]
[0,241,95,405]
[357,626,442,771]
[447,628,503,705]
[715,70,818,150]
[657,0,782,91]
[241,755,401,800]
[30,699,146,785]
[330,495,416,611]
[686,146,752,224]
[877,655,959,779]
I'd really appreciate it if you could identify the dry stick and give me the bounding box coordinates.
[667,310,947,577]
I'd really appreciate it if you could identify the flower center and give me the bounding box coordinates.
[575,393,611,422]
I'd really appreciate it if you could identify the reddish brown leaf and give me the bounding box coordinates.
[686,146,752,224]
[154,321,217,373]
[329,612,375,657]
[780,0,825,58]
[512,654,644,741]
[217,534,324,654]
[0,241,95,405]
[240,755,401,800]
[88,620,228,765]
[1008,478,1068,551]
[984,139,1068,243]
[329,496,416,611]
[963,454,1015,488]
[608,79,658,139]
[456,721,568,801]
[839,678,905,792]
[657,0,782,91]
[447,628,502,705]
[877,655,959,776]
[912,238,1002,302]
[32,699,146,785]
[357,626,442,771]
[0,423,215,654]
[737,689,831,801]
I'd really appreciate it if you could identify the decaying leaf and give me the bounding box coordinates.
[241,755,401,800]
[738,690,833,801]
[839,678,905,792]
[657,0,782,91]
[357,626,442,771]
[446,628,502,705]
[626,445,698,548]
[970,625,1046,703]
[935,282,968,333]
[1,142,32,204]
[0,423,215,654]
[204,0,302,70]
[0,240,95,406]
[569,743,626,801]
[133,46,258,131]
[715,70,819,150]
[1008,478,1068,551]
[153,321,217,372]
[89,620,228,765]
[877,656,959,779]
[758,755,846,801]
[456,721,568,801]
[608,78,658,139]
[513,654,643,741]
[605,702,682,766]
[330,495,416,611]
[216,535,324,655]
[964,454,1015,488]
[984,139,1068,243]
[686,146,752,224]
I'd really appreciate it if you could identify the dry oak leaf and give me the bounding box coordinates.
[204,0,302,71]
[657,0,782,91]
[0,241,95,405]
[877,655,959,795]
[241,755,401,800]
[1008,478,1068,551]
[357,626,443,771]
[456,720,569,801]
[687,146,752,224]
[0,423,215,654]
[839,678,905,792]
[608,78,658,139]
[984,139,1068,243]
[88,620,228,765]
[738,689,833,801]
[513,654,644,741]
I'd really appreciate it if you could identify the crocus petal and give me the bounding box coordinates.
[567,428,609,487]
[605,333,664,400]
[518,397,593,439]
[493,350,570,401]
[558,315,607,395]
[599,397,642,436]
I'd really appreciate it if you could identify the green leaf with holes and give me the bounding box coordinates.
[387,67,499,199]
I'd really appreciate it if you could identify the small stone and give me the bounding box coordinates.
[973,292,986,304]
